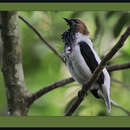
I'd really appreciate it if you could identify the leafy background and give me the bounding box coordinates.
[0,11,130,116]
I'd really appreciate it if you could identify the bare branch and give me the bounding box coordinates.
[28,77,74,105]
[28,61,130,105]
[65,26,130,116]
[19,15,130,114]
[97,93,130,116]
[65,95,130,116]
[1,12,31,116]
[18,15,65,63]
[111,100,130,116]
[18,15,130,70]
[111,78,130,88]
[107,62,130,72]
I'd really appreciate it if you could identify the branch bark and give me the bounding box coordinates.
[18,14,130,116]
[111,78,130,88]
[107,62,130,72]
[65,26,130,116]
[1,11,31,116]
[1,12,129,116]
[111,100,130,116]
[27,61,130,106]
[18,15,130,107]
[28,77,74,105]
[18,15,65,63]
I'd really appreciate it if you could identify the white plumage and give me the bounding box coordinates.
[64,32,111,112]
[62,18,111,112]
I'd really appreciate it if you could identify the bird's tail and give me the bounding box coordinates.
[101,85,111,113]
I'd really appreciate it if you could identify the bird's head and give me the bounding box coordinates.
[63,18,89,35]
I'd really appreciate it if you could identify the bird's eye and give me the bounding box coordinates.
[72,19,78,24]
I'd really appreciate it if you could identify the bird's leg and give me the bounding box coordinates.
[90,89,101,99]
[78,84,88,98]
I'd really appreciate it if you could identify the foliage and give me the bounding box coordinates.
[0,11,130,116]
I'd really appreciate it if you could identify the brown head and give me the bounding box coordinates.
[63,18,89,35]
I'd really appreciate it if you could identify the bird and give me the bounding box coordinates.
[61,18,111,113]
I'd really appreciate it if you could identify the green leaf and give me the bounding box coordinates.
[105,11,116,19]
[113,13,128,38]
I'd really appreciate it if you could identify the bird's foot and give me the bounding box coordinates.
[78,85,88,98]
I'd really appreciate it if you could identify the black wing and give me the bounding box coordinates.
[79,41,104,84]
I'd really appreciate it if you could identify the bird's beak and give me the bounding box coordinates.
[63,18,72,26]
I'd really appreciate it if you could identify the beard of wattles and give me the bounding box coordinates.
[61,23,77,47]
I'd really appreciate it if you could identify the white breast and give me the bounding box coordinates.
[65,32,110,89]
[66,44,92,84]
[64,32,111,112]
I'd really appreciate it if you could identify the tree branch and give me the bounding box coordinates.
[18,15,65,63]
[107,62,130,72]
[19,15,130,115]
[1,11,31,116]
[65,26,130,116]
[111,100,130,116]
[19,15,130,70]
[28,61,130,106]
[28,77,74,105]
[96,92,130,116]
[111,78,130,88]
[65,95,130,116]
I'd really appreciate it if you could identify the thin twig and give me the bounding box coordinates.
[18,15,65,63]
[111,100,130,116]
[111,78,130,88]
[19,15,130,114]
[18,15,130,69]
[28,77,74,105]
[65,26,130,116]
[107,62,130,72]
[28,62,130,105]
[27,28,130,108]
[98,93,130,116]
[66,95,130,116]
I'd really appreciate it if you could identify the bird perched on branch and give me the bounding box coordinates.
[61,18,111,112]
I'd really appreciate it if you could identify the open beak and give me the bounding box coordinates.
[63,18,72,26]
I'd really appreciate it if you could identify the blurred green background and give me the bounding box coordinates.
[0,11,130,116]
